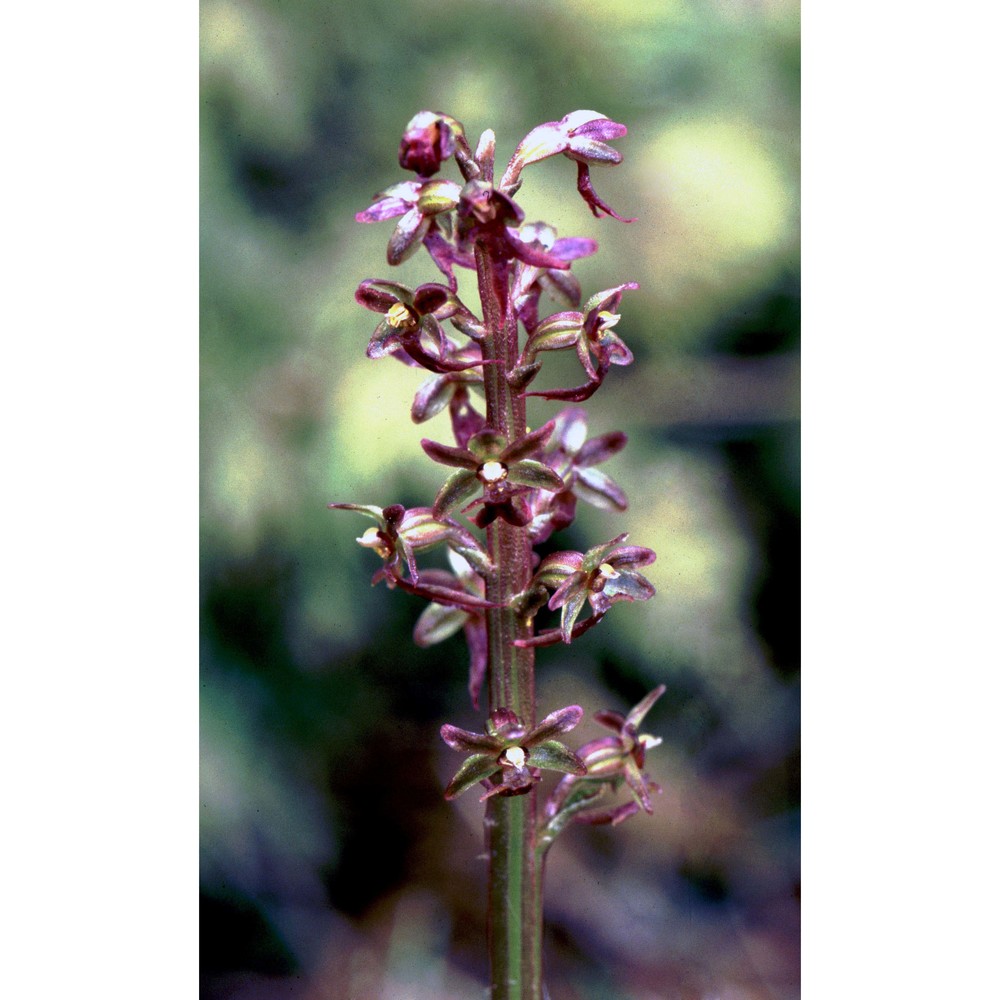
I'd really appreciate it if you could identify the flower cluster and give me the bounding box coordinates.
[333,110,663,826]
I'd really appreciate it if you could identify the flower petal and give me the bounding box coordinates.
[574,466,628,511]
[527,704,584,743]
[558,586,590,643]
[577,430,627,466]
[440,724,498,754]
[420,438,478,469]
[607,545,657,569]
[414,602,468,647]
[387,207,432,266]
[499,420,556,463]
[625,684,667,729]
[326,502,387,522]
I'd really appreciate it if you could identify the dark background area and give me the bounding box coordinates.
[201,0,799,996]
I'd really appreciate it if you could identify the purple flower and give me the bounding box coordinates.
[326,503,494,612]
[421,423,564,529]
[354,278,487,375]
[519,283,639,402]
[524,408,628,544]
[440,705,586,801]
[532,532,656,643]
[545,686,666,830]
[510,221,598,335]
[454,181,589,275]
[501,110,635,222]
[356,177,463,267]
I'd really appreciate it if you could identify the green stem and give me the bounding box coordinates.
[476,241,542,1000]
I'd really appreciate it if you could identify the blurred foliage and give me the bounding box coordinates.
[201,0,799,997]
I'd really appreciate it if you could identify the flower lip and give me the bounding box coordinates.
[478,460,508,483]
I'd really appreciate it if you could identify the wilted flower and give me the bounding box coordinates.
[398,110,464,176]
[440,704,586,801]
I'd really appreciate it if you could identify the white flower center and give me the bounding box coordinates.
[503,746,526,768]
[479,460,507,483]
[357,526,391,558]
[598,562,620,579]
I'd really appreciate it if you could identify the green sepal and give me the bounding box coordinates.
[506,459,563,492]
[524,315,583,359]
[416,179,461,214]
[531,553,582,589]
[413,602,468,647]
[580,532,629,572]
[468,430,506,460]
[363,278,414,304]
[528,740,586,775]
[450,314,486,341]
[511,583,551,620]
[537,781,608,858]
[449,539,493,576]
[412,376,452,423]
[432,469,480,518]
[444,753,500,800]
[559,586,590,643]
[401,511,455,547]
[327,503,386,521]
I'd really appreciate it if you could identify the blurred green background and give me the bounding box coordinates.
[200,0,799,997]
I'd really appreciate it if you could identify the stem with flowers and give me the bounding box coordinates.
[332,110,665,999]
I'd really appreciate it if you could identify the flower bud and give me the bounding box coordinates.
[398,111,459,176]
